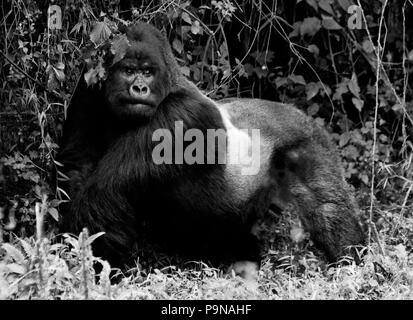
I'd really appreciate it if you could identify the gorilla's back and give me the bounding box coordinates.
[217,98,326,149]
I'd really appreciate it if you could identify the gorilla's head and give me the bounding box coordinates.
[104,23,181,118]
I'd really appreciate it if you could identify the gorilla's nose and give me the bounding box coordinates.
[130,84,150,99]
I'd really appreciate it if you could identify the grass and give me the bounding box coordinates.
[1,203,412,300]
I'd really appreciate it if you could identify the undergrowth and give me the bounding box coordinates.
[1,0,413,300]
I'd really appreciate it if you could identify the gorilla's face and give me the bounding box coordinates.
[104,39,169,118]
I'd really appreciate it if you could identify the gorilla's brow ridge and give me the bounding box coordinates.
[123,42,162,67]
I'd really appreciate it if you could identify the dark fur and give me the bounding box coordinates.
[58,23,365,268]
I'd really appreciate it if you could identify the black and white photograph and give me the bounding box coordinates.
[0,0,412,304]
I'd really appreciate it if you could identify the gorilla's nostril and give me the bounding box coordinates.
[130,84,150,98]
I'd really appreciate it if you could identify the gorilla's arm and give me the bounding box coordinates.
[57,80,139,265]
[65,156,138,265]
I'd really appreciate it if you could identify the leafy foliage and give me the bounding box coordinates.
[0,0,413,299]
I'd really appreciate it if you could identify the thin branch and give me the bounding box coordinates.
[0,50,61,99]
[356,0,387,254]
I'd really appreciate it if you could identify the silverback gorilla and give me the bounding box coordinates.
[58,23,365,271]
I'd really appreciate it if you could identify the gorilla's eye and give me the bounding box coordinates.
[142,68,152,76]
[123,67,135,76]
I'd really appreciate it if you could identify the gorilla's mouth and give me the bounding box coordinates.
[120,97,155,109]
[128,103,154,112]
[128,102,150,108]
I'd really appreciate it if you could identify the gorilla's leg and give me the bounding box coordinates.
[271,141,365,261]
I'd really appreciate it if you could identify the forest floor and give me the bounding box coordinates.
[1,200,413,300]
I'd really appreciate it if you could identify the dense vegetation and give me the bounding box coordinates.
[0,0,412,299]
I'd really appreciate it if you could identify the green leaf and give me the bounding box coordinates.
[84,60,106,86]
[338,0,353,11]
[305,0,318,11]
[315,117,325,126]
[48,207,59,221]
[318,0,334,15]
[300,17,321,37]
[307,44,320,56]
[70,22,82,34]
[348,73,361,98]
[253,66,268,79]
[275,77,288,88]
[289,74,306,85]
[289,22,301,38]
[352,97,364,111]
[343,145,359,161]
[86,232,106,246]
[392,103,403,112]
[290,226,306,243]
[1,243,26,263]
[90,21,112,46]
[320,84,332,96]
[339,132,351,147]
[333,80,349,100]
[235,58,248,78]
[322,16,342,30]
[180,66,190,77]
[306,82,322,100]
[172,39,183,54]
[181,12,192,24]
[360,174,369,185]
[5,263,26,275]
[362,39,374,54]
[307,103,320,116]
[84,68,99,86]
[111,34,130,65]
[408,49,413,61]
[19,239,34,257]
[191,20,201,34]
[52,65,65,82]
[219,43,229,59]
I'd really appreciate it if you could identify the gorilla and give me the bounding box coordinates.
[57,23,365,271]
